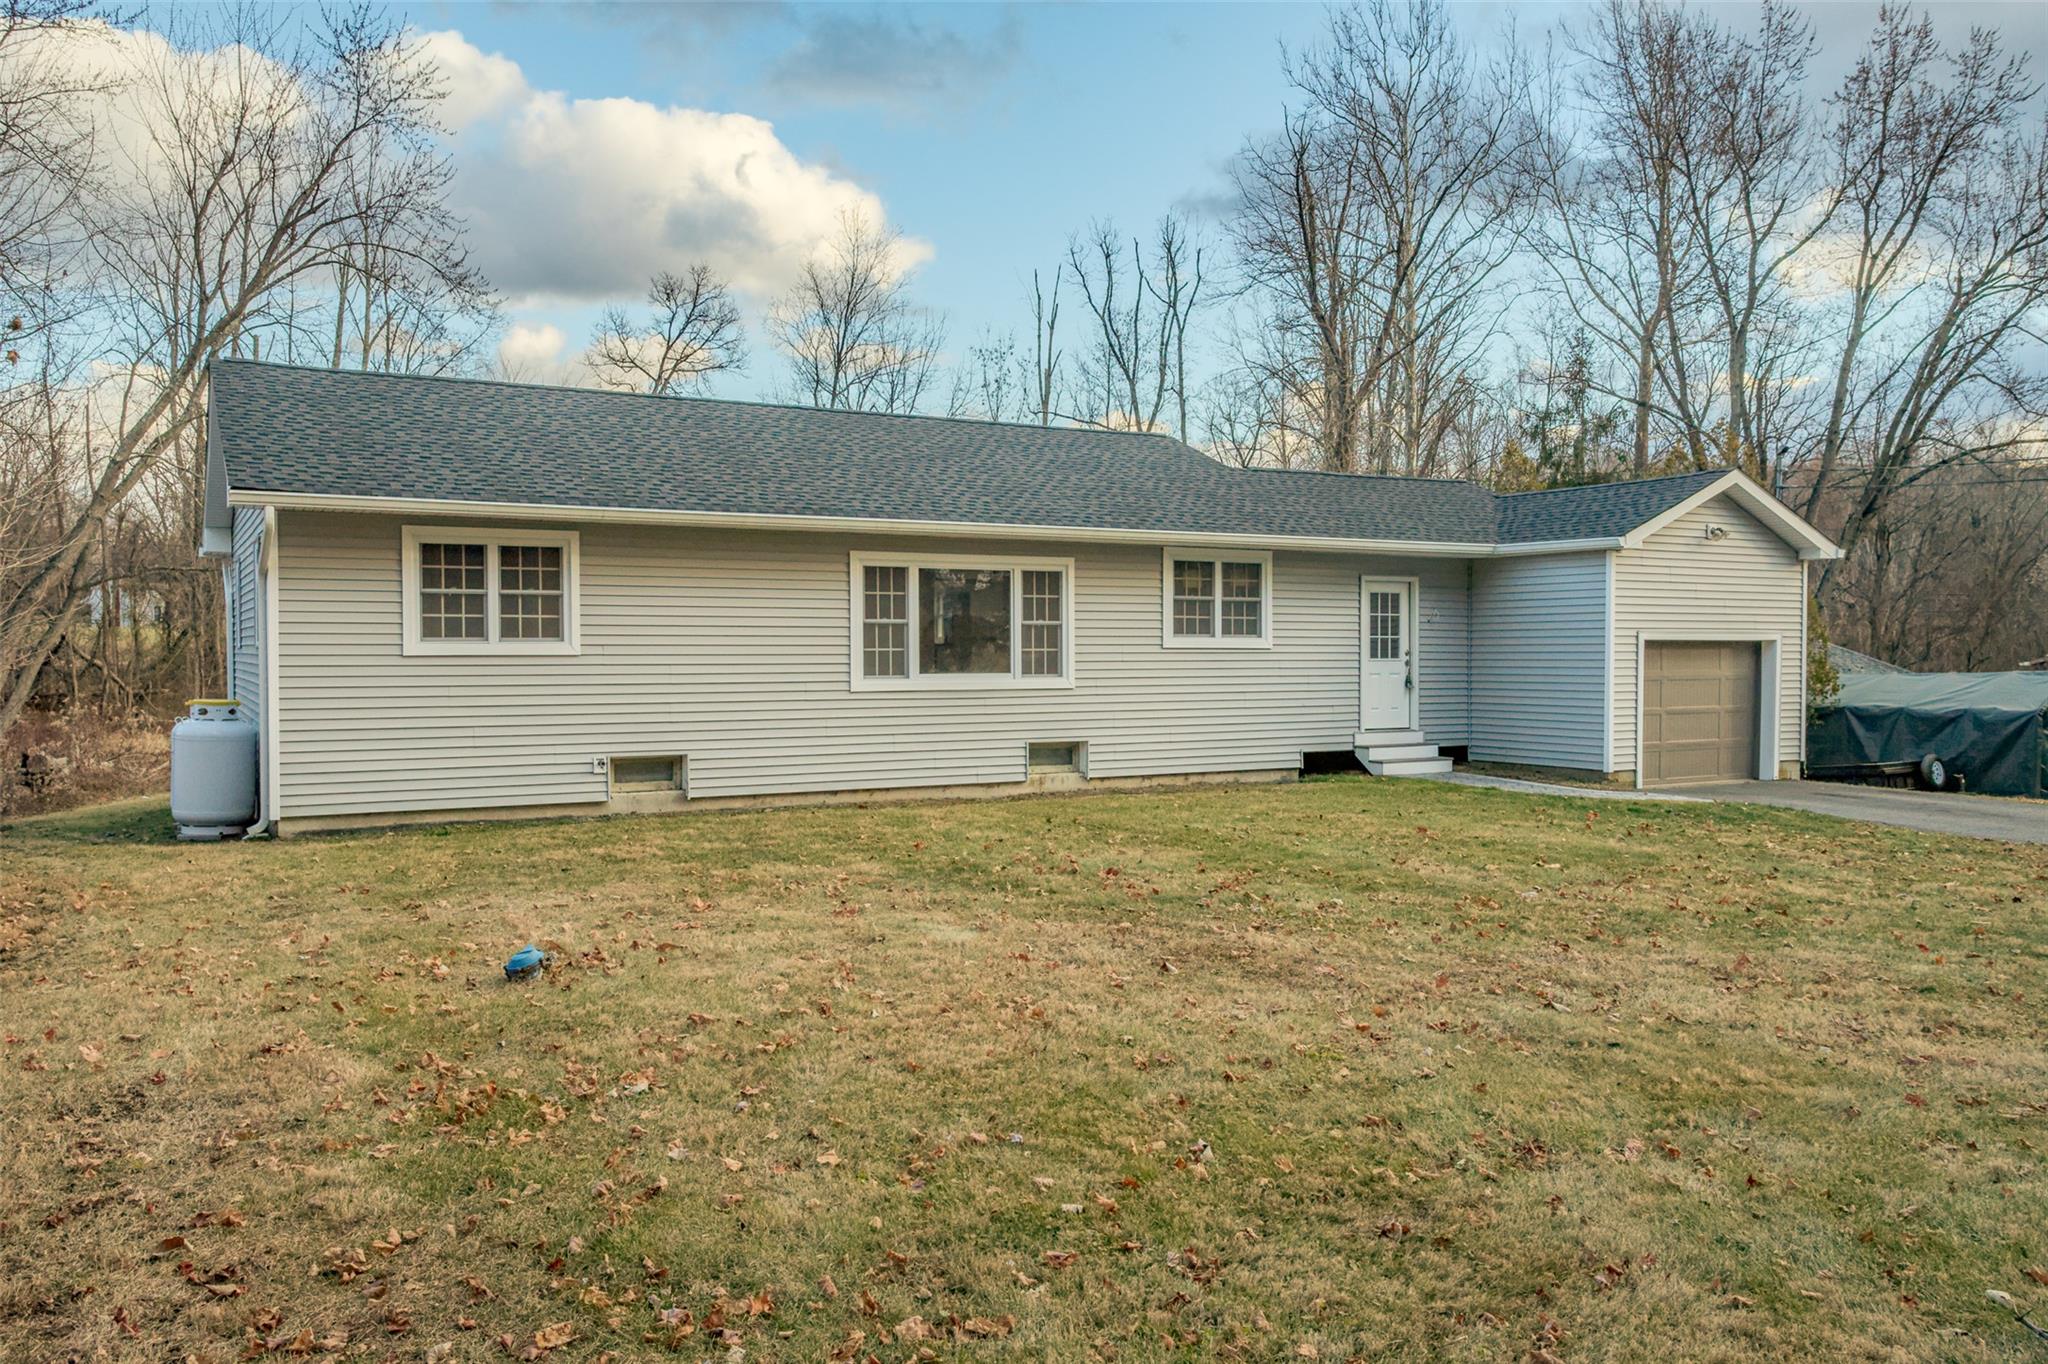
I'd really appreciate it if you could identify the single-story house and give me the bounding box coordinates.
[199,360,1841,834]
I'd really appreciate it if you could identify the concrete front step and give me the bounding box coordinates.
[1361,755,1455,777]
[1354,729,1425,748]
[1353,729,1453,777]
[1359,743,1438,763]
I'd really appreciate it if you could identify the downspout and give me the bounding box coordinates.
[1798,560,1809,777]
[1464,559,1474,753]
[1601,552,1616,774]
[242,505,280,839]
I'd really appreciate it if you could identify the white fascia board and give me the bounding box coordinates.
[199,391,234,556]
[1488,537,1626,557]
[231,488,1561,558]
[1619,470,1843,560]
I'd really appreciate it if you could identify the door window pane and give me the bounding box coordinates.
[919,568,1011,674]
[1369,590,1402,660]
[862,565,909,678]
[419,542,486,640]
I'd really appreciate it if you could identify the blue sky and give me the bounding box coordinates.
[384,0,2042,400]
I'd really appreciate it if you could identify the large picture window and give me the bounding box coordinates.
[402,526,580,655]
[1162,548,1272,648]
[850,553,1072,689]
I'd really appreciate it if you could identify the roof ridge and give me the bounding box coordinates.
[1229,465,1485,489]
[209,356,1193,448]
[1495,468,1732,501]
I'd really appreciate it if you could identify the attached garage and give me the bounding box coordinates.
[1611,488,1822,788]
[1640,641,1760,785]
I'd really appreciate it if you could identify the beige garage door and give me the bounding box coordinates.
[1642,642,1760,785]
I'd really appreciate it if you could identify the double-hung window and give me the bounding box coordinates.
[1162,548,1272,648]
[402,526,580,655]
[851,553,1073,688]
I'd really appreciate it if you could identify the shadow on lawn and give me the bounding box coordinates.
[3,794,177,845]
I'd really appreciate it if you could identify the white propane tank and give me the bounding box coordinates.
[170,699,257,839]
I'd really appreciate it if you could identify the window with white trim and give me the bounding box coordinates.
[1162,549,1272,647]
[402,526,580,655]
[850,553,1073,688]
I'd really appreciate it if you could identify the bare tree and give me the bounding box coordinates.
[1232,107,1376,470]
[1674,0,1832,486]
[586,265,744,396]
[1525,0,1710,474]
[943,329,1023,421]
[1026,265,1062,427]
[1303,0,1533,475]
[320,114,498,376]
[1,4,472,747]
[1235,0,1531,474]
[769,209,944,414]
[1830,467,2048,670]
[0,1,104,365]
[1802,8,2048,594]
[1148,217,1206,441]
[1196,366,1311,469]
[1060,214,1204,436]
[0,2,106,637]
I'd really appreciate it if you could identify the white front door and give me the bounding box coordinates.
[1360,578,1415,732]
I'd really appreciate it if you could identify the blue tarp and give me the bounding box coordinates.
[1810,672,2048,797]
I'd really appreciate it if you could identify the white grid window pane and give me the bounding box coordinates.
[862,565,908,678]
[1171,559,1214,636]
[419,542,486,640]
[1369,590,1402,660]
[1220,562,1262,638]
[499,545,564,641]
[1021,569,1064,677]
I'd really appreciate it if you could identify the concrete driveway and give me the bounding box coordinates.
[1686,779,2048,845]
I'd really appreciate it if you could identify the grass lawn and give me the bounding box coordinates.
[3,779,2046,1363]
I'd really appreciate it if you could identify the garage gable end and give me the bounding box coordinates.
[1612,493,1809,786]
[1619,470,1839,561]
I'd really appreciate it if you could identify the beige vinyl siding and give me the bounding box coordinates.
[273,511,1473,819]
[1468,551,1609,771]
[227,506,264,728]
[1613,495,1806,773]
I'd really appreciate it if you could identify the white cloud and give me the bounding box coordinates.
[7,20,301,200]
[494,321,580,384]
[423,31,929,308]
[417,30,527,131]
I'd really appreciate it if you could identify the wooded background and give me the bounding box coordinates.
[3,0,2044,810]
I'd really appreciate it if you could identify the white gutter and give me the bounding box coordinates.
[227,488,1625,560]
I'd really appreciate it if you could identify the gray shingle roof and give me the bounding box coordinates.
[208,360,1735,549]
[1494,470,1732,543]
[1829,644,1909,675]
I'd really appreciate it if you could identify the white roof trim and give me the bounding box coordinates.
[227,488,1630,559]
[229,479,1836,561]
[1618,470,1842,560]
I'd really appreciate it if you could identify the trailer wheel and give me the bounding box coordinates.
[1916,754,1947,790]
